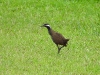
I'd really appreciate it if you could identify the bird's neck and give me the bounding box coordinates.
[46,27,52,35]
[46,26,51,30]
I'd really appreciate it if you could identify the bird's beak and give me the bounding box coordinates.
[40,25,44,27]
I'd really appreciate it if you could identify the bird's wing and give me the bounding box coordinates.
[55,32,65,39]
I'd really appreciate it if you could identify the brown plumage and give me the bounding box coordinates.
[41,24,69,53]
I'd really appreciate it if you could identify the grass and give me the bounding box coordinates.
[0,0,100,75]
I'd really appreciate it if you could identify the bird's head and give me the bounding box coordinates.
[41,24,50,27]
[41,24,51,30]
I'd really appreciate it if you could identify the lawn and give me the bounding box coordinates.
[0,0,100,75]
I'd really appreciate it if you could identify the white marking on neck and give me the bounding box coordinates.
[46,25,50,27]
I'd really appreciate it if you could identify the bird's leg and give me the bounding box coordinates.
[59,45,64,50]
[56,45,65,54]
[56,45,61,54]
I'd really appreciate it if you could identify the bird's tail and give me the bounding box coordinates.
[64,39,69,46]
[66,39,69,41]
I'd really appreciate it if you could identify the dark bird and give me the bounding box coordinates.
[41,24,69,53]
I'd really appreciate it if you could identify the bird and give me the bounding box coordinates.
[41,24,69,53]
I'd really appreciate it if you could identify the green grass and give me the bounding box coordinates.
[0,0,100,75]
